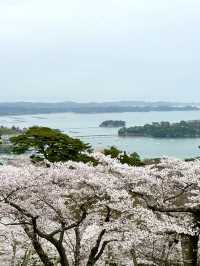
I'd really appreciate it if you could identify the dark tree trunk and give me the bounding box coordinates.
[181,234,198,266]
[87,229,106,266]
[53,242,69,266]
[87,260,97,266]
[24,225,54,266]
[74,227,81,266]
[31,239,54,266]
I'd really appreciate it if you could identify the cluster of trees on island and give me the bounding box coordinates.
[0,127,200,265]
[99,120,126,128]
[119,120,200,138]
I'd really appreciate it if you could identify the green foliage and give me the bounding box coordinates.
[10,126,97,164]
[103,146,144,166]
[104,146,121,158]
[99,120,126,128]
[119,120,200,138]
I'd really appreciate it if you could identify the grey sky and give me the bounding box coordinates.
[0,0,200,102]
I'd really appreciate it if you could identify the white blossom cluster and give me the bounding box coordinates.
[0,153,200,265]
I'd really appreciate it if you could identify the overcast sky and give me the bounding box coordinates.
[0,0,200,102]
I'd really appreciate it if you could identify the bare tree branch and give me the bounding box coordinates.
[163,183,194,203]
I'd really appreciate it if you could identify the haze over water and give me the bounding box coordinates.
[1,110,200,159]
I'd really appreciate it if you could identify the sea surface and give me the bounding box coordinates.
[1,111,200,159]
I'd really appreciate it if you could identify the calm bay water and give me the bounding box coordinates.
[1,111,200,159]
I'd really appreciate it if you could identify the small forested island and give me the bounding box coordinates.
[99,120,126,128]
[118,120,200,138]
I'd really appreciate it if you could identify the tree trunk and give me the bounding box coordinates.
[54,242,69,266]
[181,234,198,266]
[74,227,81,266]
[24,225,54,266]
[32,238,54,266]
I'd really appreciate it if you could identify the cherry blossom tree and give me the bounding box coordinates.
[93,153,200,265]
[0,153,200,265]
[0,158,134,265]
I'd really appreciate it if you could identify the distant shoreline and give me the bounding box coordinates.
[0,103,199,116]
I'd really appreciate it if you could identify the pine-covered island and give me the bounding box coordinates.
[118,120,200,138]
[99,120,126,128]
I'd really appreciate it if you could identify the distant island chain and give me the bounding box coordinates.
[0,101,199,115]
